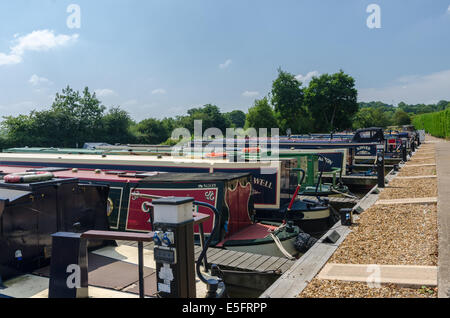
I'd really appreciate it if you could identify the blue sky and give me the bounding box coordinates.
[0,0,449,120]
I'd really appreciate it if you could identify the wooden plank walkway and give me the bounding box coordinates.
[193,246,295,274]
[117,240,294,274]
[317,264,437,287]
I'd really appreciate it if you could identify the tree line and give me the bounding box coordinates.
[1,69,448,149]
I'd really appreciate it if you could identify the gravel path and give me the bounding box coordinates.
[398,166,437,177]
[328,204,438,266]
[379,179,438,199]
[300,279,437,298]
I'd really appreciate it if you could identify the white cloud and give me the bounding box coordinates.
[29,74,52,86]
[11,30,79,56]
[448,5,450,13]
[295,71,320,85]
[95,89,117,98]
[359,69,450,105]
[0,30,79,67]
[152,88,167,95]
[242,91,259,97]
[219,59,232,69]
[0,52,22,66]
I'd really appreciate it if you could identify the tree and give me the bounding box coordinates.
[245,97,279,132]
[102,107,136,144]
[353,107,392,129]
[304,70,358,132]
[177,104,231,135]
[135,118,170,144]
[225,110,246,128]
[393,109,411,126]
[50,86,106,147]
[271,68,307,134]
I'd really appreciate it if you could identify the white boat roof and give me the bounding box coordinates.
[0,152,281,168]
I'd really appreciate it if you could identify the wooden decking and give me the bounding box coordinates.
[117,241,295,274]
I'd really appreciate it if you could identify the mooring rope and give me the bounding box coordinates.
[330,188,358,199]
[269,233,296,261]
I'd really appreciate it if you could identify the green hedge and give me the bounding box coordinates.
[412,109,450,139]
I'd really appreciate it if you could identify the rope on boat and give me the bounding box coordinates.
[330,188,358,199]
[269,232,296,261]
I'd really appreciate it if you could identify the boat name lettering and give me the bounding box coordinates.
[141,201,152,213]
[356,146,371,152]
[205,191,215,201]
[318,156,333,165]
[198,184,217,188]
[253,177,273,189]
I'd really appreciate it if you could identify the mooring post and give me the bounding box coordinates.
[138,241,144,298]
[402,140,408,162]
[339,208,353,226]
[377,150,385,188]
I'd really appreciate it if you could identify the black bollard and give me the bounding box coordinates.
[377,151,385,188]
[48,232,88,298]
[339,209,353,226]
[402,141,407,162]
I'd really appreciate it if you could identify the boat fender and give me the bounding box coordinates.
[4,171,54,183]
[294,231,318,253]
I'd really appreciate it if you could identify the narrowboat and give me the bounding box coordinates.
[0,153,335,239]
[0,153,292,210]
[0,174,111,282]
[0,167,304,259]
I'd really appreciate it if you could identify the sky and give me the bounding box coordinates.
[0,0,449,120]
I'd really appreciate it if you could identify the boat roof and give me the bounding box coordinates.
[0,152,283,169]
[139,172,251,182]
[4,147,106,155]
[0,165,251,183]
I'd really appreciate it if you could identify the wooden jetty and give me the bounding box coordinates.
[117,241,295,293]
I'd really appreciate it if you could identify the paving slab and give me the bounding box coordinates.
[436,142,450,298]
[375,197,437,205]
[92,244,156,269]
[0,274,139,298]
[317,264,437,287]
[406,164,436,167]
[396,175,437,180]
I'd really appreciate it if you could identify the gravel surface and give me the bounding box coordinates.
[380,179,438,199]
[328,204,438,266]
[300,279,437,298]
[398,166,437,177]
